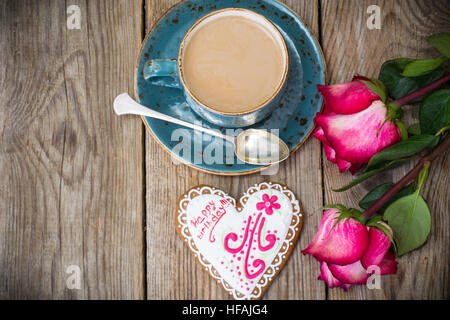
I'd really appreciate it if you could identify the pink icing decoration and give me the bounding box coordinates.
[258,217,276,252]
[256,194,281,215]
[224,216,251,253]
[224,205,280,281]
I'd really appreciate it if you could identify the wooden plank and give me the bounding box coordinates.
[0,0,144,299]
[321,0,449,299]
[144,0,325,299]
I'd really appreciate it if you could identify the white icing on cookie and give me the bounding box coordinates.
[177,183,302,300]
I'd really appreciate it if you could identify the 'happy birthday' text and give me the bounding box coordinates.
[190,199,229,242]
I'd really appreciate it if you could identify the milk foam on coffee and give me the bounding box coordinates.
[181,12,286,113]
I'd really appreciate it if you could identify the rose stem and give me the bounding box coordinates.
[362,135,450,220]
[391,73,450,107]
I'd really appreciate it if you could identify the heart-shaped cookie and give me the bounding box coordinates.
[176,182,303,300]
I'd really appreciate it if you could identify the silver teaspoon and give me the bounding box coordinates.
[113,93,289,165]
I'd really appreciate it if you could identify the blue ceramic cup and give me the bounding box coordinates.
[143,8,289,128]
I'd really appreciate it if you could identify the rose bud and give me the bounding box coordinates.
[302,208,398,290]
[314,78,402,174]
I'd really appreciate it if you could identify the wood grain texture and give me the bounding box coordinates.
[144,0,325,300]
[1,0,448,300]
[321,0,450,299]
[0,0,144,299]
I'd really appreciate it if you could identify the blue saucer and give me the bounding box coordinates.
[135,0,325,175]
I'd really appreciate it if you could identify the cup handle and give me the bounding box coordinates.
[143,59,181,88]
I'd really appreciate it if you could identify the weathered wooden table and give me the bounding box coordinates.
[1,0,448,300]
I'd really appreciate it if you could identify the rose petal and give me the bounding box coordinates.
[324,144,337,163]
[349,163,362,175]
[265,207,273,215]
[262,194,269,202]
[379,251,398,275]
[272,203,281,210]
[318,261,350,290]
[301,209,369,265]
[314,127,339,164]
[361,223,393,269]
[315,100,401,164]
[317,80,379,115]
[328,260,369,285]
[352,75,371,83]
[270,195,278,203]
[313,127,330,145]
[341,283,351,291]
[337,158,351,173]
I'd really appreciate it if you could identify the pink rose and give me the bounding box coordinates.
[314,78,402,174]
[302,209,398,290]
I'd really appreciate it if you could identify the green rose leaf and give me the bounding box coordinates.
[321,204,349,213]
[379,58,444,102]
[395,120,408,140]
[436,125,450,136]
[359,183,415,212]
[407,123,421,136]
[383,193,431,256]
[359,183,393,209]
[365,134,439,171]
[401,58,448,77]
[419,89,450,135]
[383,165,431,256]
[333,159,405,192]
[360,78,387,102]
[428,33,450,58]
